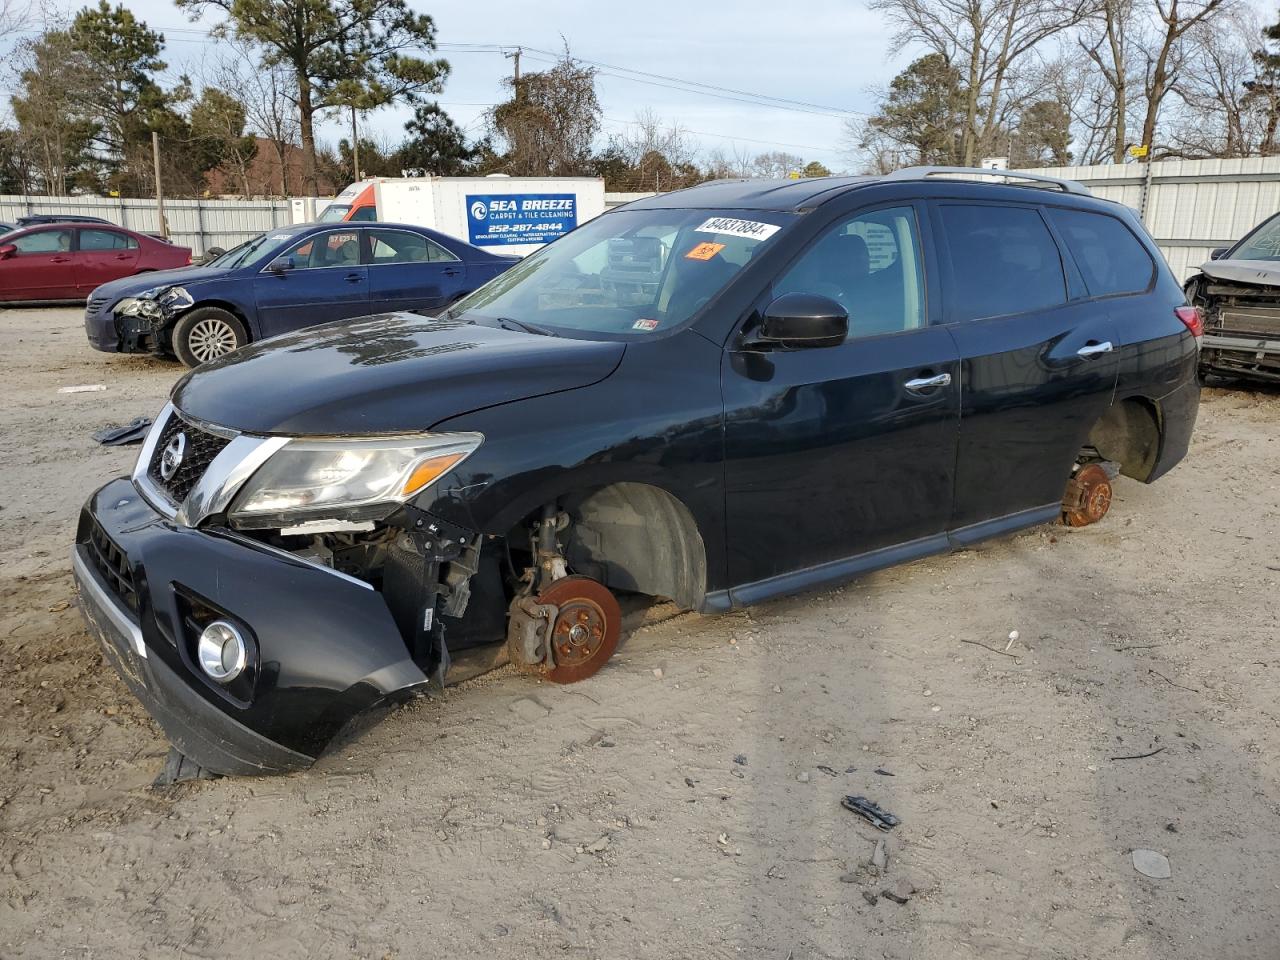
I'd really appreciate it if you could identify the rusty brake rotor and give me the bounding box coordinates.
[1061,463,1113,527]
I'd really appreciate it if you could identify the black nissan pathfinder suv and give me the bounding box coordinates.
[73,167,1201,776]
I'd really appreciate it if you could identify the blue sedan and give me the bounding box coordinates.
[84,222,518,367]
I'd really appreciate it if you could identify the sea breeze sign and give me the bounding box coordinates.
[466,194,578,246]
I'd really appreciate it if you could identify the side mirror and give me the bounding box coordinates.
[267,255,295,273]
[0,244,15,260]
[749,293,848,348]
[1210,247,1229,261]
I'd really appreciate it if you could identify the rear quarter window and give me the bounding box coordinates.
[1047,208,1155,297]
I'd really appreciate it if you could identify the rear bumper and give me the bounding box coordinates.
[73,477,429,776]
[1150,378,1200,483]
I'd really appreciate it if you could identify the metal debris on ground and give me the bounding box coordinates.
[58,384,107,394]
[841,795,901,831]
[874,768,895,776]
[91,417,153,445]
[733,753,748,765]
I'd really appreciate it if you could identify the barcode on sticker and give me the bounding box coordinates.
[695,218,781,242]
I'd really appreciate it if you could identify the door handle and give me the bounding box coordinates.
[51,256,71,263]
[442,267,460,277]
[904,372,952,393]
[1077,341,1113,358]
[344,273,362,283]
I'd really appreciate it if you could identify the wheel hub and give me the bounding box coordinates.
[1062,463,1113,527]
[509,575,621,684]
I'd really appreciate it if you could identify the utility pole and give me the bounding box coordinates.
[350,106,360,180]
[505,46,522,97]
[151,130,168,239]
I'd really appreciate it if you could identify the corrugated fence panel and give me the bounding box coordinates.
[0,196,292,256]
[9,162,1280,276]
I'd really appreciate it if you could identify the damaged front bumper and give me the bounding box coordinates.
[84,287,191,354]
[72,477,430,775]
[1190,276,1280,382]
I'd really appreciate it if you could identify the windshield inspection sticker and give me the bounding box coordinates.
[695,217,780,242]
[685,241,726,261]
[632,318,660,331]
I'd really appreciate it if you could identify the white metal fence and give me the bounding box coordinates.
[1020,158,1280,279]
[0,195,292,257]
[8,161,1279,277]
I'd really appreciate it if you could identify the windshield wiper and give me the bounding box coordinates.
[494,316,558,338]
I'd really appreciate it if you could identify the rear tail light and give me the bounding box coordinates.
[1175,305,1203,338]
[186,254,193,265]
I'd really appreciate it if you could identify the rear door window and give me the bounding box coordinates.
[937,204,1067,321]
[80,229,138,251]
[368,229,458,264]
[1047,208,1154,297]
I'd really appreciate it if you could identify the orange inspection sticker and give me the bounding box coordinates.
[685,242,726,261]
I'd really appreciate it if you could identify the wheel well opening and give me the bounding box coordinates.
[1087,398,1162,481]
[174,300,252,342]
[517,482,708,611]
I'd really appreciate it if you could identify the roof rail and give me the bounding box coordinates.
[880,166,1091,196]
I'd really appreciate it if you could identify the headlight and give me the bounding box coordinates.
[117,286,193,319]
[227,433,482,529]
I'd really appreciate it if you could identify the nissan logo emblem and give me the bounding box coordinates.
[160,433,187,482]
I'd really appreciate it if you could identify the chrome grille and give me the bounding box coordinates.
[146,413,232,505]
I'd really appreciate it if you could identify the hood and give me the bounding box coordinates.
[93,264,229,300]
[171,313,626,436]
[1197,258,1280,288]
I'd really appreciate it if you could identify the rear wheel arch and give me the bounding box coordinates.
[1087,397,1162,481]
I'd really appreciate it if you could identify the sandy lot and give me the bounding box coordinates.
[1,306,1277,960]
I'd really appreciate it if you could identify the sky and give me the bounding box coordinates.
[5,0,909,172]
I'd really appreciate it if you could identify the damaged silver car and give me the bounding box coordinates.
[1186,213,1280,383]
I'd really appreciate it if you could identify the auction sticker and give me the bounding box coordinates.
[632,318,660,331]
[695,217,780,242]
[685,241,726,261]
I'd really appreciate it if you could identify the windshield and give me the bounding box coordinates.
[207,232,293,269]
[449,208,794,337]
[1231,214,1280,260]
[318,204,351,223]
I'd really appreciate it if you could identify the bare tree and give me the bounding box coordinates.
[1137,0,1234,159]
[1077,0,1143,161]
[209,41,300,195]
[1163,11,1257,156]
[0,0,30,42]
[871,0,1094,164]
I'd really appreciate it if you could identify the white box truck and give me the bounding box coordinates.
[317,176,606,257]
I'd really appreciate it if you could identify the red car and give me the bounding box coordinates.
[0,223,192,303]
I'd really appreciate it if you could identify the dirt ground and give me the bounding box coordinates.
[1,305,1277,960]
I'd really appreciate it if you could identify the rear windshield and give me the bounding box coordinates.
[448,208,794,337]
[1230,213,1280,261]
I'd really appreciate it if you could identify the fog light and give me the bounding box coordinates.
[197,620,247,682]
